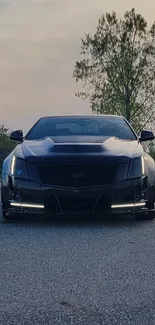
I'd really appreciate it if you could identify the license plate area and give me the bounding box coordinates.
[55,189,100,213]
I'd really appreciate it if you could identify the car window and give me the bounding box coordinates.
[26,116,137,141]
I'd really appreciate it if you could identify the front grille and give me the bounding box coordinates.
[43,188,112,214]
[39,165,116,187]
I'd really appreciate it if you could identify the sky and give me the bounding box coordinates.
[0,0,155,133]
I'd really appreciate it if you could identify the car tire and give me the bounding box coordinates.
[135,194,155,221]
[2,210,12,223]
[1,183,11,223]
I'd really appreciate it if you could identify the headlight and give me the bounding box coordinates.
[127,157,144,179]
[11,156,28,179]
[115,157,144,182]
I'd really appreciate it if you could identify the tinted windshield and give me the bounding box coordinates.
[26,116,137,140]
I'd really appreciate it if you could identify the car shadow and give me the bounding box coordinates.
[1,213,146,229]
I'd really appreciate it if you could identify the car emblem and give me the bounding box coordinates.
[69,172,85,180]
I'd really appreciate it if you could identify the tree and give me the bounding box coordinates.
[0,123,16,151]
[73,8,155,132]
[0,123,10,137]
[0,124,16,174]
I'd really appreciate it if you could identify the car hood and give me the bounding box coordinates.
[21,136,142,164]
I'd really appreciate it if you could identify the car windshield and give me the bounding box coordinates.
[25,116,137,140]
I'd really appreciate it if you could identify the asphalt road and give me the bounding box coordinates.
[0,209,155,325]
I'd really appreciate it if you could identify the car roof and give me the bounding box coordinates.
[40,114,124,119]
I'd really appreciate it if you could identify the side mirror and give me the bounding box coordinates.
[10,130,23,142]
[139,130,154,142]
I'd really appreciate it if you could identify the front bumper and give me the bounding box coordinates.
[4,176,149,216]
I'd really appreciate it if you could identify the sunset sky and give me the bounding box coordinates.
[1,0,155,133]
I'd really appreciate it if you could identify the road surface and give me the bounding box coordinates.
[0,209,155,325]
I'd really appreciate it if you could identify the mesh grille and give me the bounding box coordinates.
[39,165,116,187]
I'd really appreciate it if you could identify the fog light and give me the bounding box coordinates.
[10,202,44,209]
[14,194,20,199]
[111,202,146,208]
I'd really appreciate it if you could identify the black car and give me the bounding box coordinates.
[1,114,155,222]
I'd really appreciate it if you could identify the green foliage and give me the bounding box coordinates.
[149,151,155,160]
[0,124,16,151]
[73,8,155,132]
[148,141,155,160]
[0,124,16,177]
